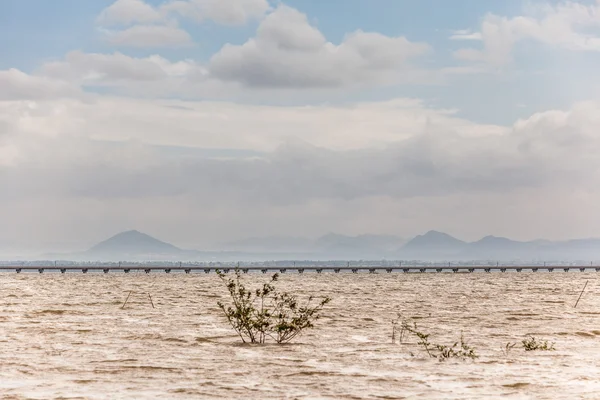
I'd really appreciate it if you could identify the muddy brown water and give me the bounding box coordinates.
[1,272,599,399]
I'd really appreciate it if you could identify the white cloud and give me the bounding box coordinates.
[91,4,432,88]
[6,0,600,247]
[0,69,80,101]
[162,0,271,25]
[97,0,163,26]
[98,0,270,27]
[103,25,193,47]
[42,52,164,82]
[2,83,599,199]
[3,74,600,245]
[449,29,483,41]
[36,51,213,99]
[208,5,431,88]
[455,0,600,65]
[96,0,193,48]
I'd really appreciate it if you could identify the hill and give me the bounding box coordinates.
[402,230,466,258]
[86,230,181,259]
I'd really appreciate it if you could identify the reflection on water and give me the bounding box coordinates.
[0,273,599,399]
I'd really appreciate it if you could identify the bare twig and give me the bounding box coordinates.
[122,291,132,309]
[148,293,155,309]
[574,280,589,308]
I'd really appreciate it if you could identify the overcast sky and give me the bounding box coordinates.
[2,0,600,252]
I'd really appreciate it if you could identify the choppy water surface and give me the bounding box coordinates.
[1,272,599,399]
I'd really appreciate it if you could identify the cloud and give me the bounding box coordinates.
[0,68,80,101]
[2,86,600,246]
[449,29,482,41]
[454,0,600,65]
[2,89,600,204]
[102,25,193,47]
[41,51,197,85]
[5,2,600,249]
[208,5,431,88]
[90,4,433,90]
[97,0,163,26]
[97,0,192,48]
[95,0,269,49]
[162,0,271,25]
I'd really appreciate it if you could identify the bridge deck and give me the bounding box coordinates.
[0,266,598,274]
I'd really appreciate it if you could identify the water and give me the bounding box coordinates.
[1,272,599,399]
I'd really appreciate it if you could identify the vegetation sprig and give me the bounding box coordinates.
[393,315,478,361]
[522,336,555,351]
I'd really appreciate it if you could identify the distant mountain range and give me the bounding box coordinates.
[224,233,403,259]
[401,231,600,261]
[18,229,600,262]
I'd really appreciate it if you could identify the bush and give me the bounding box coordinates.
[393,315,477,361]
[216,269,331,344]
[522,336,555,351]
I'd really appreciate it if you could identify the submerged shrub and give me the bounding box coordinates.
[216,269,330,344]
[522,336,555,351]
[434,334,477,360]
[393,315,477,361]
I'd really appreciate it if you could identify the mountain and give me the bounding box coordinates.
[13,229,600,263]
[552,238,600,260]
[404,230,466,248]
[397,231,600,261]
[466,235,527,259]
[86,230,181,259]
[219,233,404,258]
[402,230,466,259]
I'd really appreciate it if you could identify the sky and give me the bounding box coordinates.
[2,0,600,253]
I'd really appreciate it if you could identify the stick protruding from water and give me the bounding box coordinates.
[574,280,589,308]
[122,290,133,309]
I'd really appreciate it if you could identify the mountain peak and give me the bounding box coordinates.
[423,230,453,238]
[477,235,511,242]
[115,229,142,236]
[404,230,466,249]
[87,230,180,256]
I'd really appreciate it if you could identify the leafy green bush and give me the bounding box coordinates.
[216,269,330,344]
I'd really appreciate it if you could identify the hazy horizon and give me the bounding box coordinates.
[7,227,600,256]
[3,228,600,262]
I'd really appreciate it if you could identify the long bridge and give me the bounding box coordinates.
[1,265,599,274]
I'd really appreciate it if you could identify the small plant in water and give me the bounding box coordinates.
[501,342,517,356]
[433,333,477,360]
[522,336,555,351]
[216,269,331,344]
[393,315,477,361]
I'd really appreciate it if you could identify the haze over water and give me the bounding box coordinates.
[1,272,599,399]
